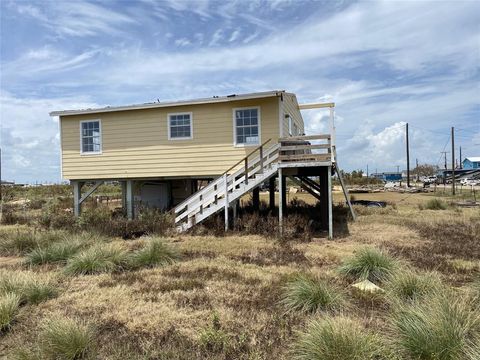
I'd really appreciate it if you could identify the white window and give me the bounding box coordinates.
[293,123,299,136]
[80,120,101,154]
[168,112,192,140]
[234,107,260,146]
[287,115,293,135]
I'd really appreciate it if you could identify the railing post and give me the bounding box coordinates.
[224,174,229,231]
[244,158,249,185]
[329,107,335,160]
[199,194,203,214]
[259,146,264,174]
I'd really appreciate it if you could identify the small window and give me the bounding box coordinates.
[80,120,101,154]
[293,123,299,136]
[234,108,260,145]
[168,113,192,140]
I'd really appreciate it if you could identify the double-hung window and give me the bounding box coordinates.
[234,107,260,146]
[80,120,101,154]
[168,112,192,140]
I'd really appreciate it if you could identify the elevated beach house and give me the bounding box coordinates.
[51,90,346,237]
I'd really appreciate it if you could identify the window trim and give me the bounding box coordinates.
[232,106,261,147]
[167,112,193,140]
[79,119,102,155]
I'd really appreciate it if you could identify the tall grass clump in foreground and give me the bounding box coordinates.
[39,317,95,360]
[0,271,57,305]
[127,238,180,269]
[280,274,346,314]
[419,198,448,210]
[292,316,383,360]
[386,270,443,302]
[390,293,480,360]
[64,244,127,275]
[0,293,20,331]
[0,230,65,256]
[26,241,82,265]
[338,247,397,283]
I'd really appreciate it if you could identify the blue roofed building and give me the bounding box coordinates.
[462,157,480,169]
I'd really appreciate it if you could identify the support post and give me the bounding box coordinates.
[451,127,455,195]
[126,180,134,220]
[232,200,237,227]
[278,168,284,237]
[252,187,260,211]
[328,166,333,239]
[224,174,229,231]
[281,175,287,211]
[269,177,275,211]
[72,181,83,217]
[121,181,127,215]
[406,123,410,187]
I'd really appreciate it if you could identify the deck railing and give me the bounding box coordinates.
[278,134,332,164]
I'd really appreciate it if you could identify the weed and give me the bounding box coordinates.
[338,247,397,283]
[280,274,346,314]
[292,316,383,360]
[39,317,95,360]
[385,270,443,302]
[127,238,179,269]
[419,198,448,210]
[199,312,230,352]
[390,293,480,360]
[0,293,20,331]
[64,244,128,275]
[0,271,57,305]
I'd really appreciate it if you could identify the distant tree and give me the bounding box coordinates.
[412,164,438,177]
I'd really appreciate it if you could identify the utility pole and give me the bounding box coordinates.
[451,127,455,195]
[459,146,462,169]
[396,165,399,173]
[366,164,369,185]
[440,151,448,186]
[406,123,410,187]
[416,158,419,181]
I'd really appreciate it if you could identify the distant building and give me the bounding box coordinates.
[462,157,480,169]
[370,172,402,182]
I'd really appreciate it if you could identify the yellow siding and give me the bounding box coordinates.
[61,97,279,180]
[282,93,305,136]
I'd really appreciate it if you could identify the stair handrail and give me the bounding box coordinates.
[174,138,272,215]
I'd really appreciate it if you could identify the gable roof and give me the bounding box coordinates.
[465,157,480,162]
[50,90,286,117]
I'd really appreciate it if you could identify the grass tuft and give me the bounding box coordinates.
[420,198,448,210]
[26,241,83,265]
[0,271,57,305]
[338,247,397,283]
[386,270,443,302]
[127,238,179,269]
[280,274,346,314]
[0,293,20,331]
[390,293,480,360]
[39,317,95,360]
[292,316,383,360]
[64,244,128,275]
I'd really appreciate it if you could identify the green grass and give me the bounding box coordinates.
[420,198,448,210]
[0,293,20,331]
[292,316,383,360]
[64,244,128,275]
[0,271,57,305]
[0,230,64,256]
[39,317,95,360]
[26,241,83,265]
[386,270,442,302]
[338,247,397,283]
[127,238,179,269]
[280,274,346,314]
[390,293,480,360]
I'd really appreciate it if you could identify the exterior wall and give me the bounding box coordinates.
[282,93,305,137]
[463,159,479,169]
[60,97,280,180]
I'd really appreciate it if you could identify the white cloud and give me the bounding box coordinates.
[174,38,191,47]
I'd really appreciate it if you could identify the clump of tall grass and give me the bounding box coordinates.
[0,293,20,331]
[419,198,448,210]
[292,316,383,360]
[0,271,57,305]
[0,230,64,256]
[26,241,83,265]
[338,247,397,283]
[386,270,443,302]
[64,244,128,275]
[127,238,179,269]
[390,293,480,360]
[280,274,346,314]
[39,317,95,359]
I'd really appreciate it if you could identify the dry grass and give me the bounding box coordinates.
[0,190,479,358]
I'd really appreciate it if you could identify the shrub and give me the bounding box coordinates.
[280,274,345,314]
[0,293,20,331]
[64,244,128,275]
[420,198,447,210]
[386,270,442,302]
[390,293,480,360]
[338,248,397,283]
[292,316,383,360]
[127,238,179,269]
[0,271,57,305]
[39,317,95,359]
[26,241,83,265]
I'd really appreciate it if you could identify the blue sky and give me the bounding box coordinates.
[1,0,479,183]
